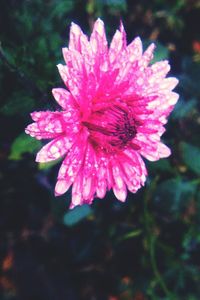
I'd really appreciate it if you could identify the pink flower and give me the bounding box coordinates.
[25,19,179,208]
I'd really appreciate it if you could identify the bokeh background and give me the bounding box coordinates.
[1,0,200,299]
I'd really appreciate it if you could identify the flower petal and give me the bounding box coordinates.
[71,174,83,208]
[52,88,75,109]
[111,160,127,202]
[69,22,85,52]
[25,111,64,140]
[127,37,143,63]
[109,29,125,63]
[55,136,87,196]
[25,19,179,206]
[81,143,97,202]
[150,60,170,78]
[140,43,155,68]
[90,18,108,55]
[36,137,73,162]
[120,150,147,193]
[96,160,107,199]
[138,138,171,161]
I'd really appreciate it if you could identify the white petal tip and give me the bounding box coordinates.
[113,188,127,202]
[35,154,43,163]
[55,179,71,196]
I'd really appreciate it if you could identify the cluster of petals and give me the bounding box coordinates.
[25,19,179,208]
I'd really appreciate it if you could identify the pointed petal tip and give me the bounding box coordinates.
[69,203,75,209]
[96,17,104,24]
[130,36,143,52]
[169,92,179,105]
[35,153,42,162]
[120,19,124,28]
[55,179,71,196]
[62,47,68,54]
[113,187,127,202]
[70,21,80,30]
[135,36,142,42]
[51,88,62,99]
[159,144,171,158]
[51,88,56,96]
[30,111,41,121]
[92,18,105,37]
[54,191,61,197]
[57,63,63,69]
[93,18,104,29]
[172,77,179,87]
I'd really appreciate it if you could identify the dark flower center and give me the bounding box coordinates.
[83,104,137,151]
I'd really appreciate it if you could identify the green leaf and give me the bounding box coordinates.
[50,0,74,18]
[154,178,197,217]
[9,133,41,160]
[144,41,169,64]
[49,33,61,52]
[105,0,127,12]
[152,42,169,63]
[148,158,173,174]
[0,92,35,116]
[119,229,142,242]
[172,98,197,120]
[35,37,48,59]
[180,57,200,96]
[63,205,92,227]
[181,142,200,175]
[38,158,62,170]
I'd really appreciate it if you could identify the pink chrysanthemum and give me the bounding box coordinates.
[25,19,179,208]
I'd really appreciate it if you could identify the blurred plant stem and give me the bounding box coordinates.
[86,0,96,30]
[143,178,175,299]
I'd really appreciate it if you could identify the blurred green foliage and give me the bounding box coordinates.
[9,133,42,160]
[63,205,93,227]
[1,0,200,300]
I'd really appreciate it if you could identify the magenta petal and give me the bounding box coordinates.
[36,137,73,162]
[52,88,73,109]
[141,43,156,68]
[25,111,64,140]
[55,179,72,196]
[126,37,143,63]
[111,161,127,202]
[69,22,83,52]
[90,18,108,55]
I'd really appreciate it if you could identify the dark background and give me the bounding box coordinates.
[0,0,200,299]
